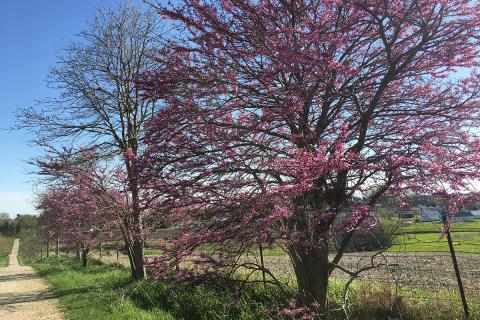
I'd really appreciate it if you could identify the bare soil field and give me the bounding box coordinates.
[258,252,480,293]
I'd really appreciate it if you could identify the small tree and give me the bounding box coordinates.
[34,146,149,271]
[36,158,120,267]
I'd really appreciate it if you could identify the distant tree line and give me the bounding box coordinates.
[0,213,38,237]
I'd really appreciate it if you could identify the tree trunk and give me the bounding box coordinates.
[56,237,59,256]
[123,146,146,280]
[76,245,81,260]
[120,222,138,279]
[289,245,330,319]
[126,248,136,279]
[46,241,50,257]
[131,213,145,280]
[129,170,145,280]
[81,246,89,268]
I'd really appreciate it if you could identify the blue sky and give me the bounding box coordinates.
[0,0,133,217]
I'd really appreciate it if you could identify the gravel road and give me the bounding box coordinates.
[0,239,64,320]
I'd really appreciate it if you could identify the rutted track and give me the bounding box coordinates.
[0,239,64,320]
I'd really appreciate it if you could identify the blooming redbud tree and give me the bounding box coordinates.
[140,0,480,316]
[34,146,151,274]
[36,185,114,267]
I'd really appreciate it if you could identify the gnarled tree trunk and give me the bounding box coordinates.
[81,244,89,268]
[289,245,330,319]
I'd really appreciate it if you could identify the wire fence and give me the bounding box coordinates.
[18,223,480,319]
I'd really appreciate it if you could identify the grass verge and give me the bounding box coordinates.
[31,256,480,320]
[32,256,287,320]
[0,237,14,267]
[17,253,30,266]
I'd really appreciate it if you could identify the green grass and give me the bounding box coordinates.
[32,256,288,320]
[31,256,480,320]
[0,252,9,267]
[33,257,176,320]
[388,220,480,253]
[144,248,161,256]
[17,253,30,266]
[0,237,14,267]
[389,231,480,253]
[399,220,480,233]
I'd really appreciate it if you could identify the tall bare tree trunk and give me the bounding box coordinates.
[124,147,146,280]
[130,179,145,280]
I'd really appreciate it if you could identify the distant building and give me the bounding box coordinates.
[471,210,480,219]
[398,208,415,219]
[419,205,475,222]
[418,205,441,222]
[455,209,475,222]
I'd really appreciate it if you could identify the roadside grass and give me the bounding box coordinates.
[17,253,30,266]
[32,257,176,320]
[0,236,14,267]
[29,256,480,320]
[31,256,287,320]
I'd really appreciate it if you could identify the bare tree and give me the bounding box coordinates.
[17,2,163,280]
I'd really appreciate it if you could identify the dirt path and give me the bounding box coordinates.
[0,239,64,320]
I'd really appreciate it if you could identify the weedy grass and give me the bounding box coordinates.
[31,256,287,320]
[32,257,176,320]
[17,253,30,266]
[0,236,13,267]
[327,279,480,320]
[30,256,480,320]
